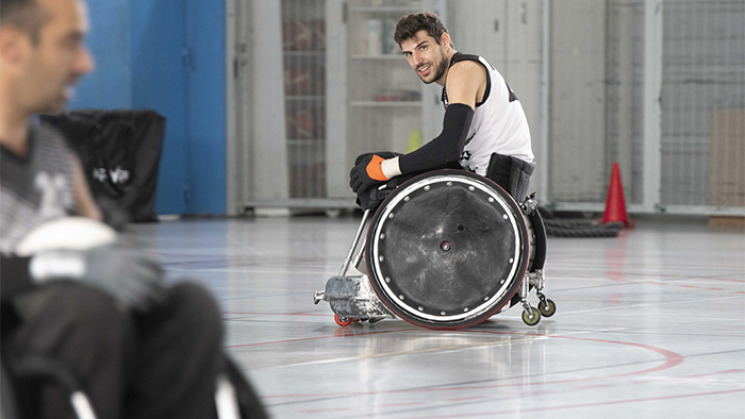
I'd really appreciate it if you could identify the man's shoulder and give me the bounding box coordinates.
[31,123,65,141]
[30,123,74,152]
[450,52,482,65]
[447,55,487,82]
[449,53,488,75]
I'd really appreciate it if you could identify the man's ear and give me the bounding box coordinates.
[440,32,452,50]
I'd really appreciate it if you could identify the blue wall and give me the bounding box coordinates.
[183,0,227,215]
[130,1,189,215]
[69,0,226,215]
[72,0,131,108]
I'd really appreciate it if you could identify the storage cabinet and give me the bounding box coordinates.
[282,0,327,198]
[326,0,446,199]
[236,0,445,208]
[346,3,423,155]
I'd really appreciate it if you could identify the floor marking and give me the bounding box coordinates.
[411,388,745,418]
[254,330,685,405]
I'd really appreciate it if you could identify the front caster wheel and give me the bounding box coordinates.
[334,314,353,326]
[522,307,541,326]
[538,299,556,317]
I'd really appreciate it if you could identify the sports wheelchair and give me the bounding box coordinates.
[1,301,266,419]
[314,169,555,329]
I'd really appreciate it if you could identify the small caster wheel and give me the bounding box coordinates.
[334,314,353,326]
[522,307,541,326]
[538,299,556,317]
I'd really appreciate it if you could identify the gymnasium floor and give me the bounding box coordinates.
[131,214,745,418]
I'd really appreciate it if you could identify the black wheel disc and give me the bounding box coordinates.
[365,170,530,329]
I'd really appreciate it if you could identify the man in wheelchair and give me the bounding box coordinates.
[316,12,553,330]
[0,0,265,417]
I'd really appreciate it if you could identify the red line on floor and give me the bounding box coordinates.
[257,330,685,399]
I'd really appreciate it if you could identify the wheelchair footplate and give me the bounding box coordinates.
[314,275,394,326]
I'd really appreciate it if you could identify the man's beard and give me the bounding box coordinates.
[421,50,449,84]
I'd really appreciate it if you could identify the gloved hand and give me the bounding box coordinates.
[29,242,165,312]
[349,154,387,194]
[350,152,403,194]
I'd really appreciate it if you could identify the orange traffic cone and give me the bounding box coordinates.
[602,162,630,227]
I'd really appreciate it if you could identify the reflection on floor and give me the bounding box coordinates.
[130,215,745,418]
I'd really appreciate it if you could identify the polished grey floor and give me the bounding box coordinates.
[131,215,745,418]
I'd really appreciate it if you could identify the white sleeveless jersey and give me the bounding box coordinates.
[443,53,534,175]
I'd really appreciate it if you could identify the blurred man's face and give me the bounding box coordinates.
[16,0,94,113]
[400,30,450,86]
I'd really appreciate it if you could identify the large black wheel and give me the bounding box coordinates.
[365,170,531,330]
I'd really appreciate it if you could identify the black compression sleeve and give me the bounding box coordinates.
[398,103,474,175]
[1,255,34,302]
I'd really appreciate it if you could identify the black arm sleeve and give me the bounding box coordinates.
[398,103,474,175]
[1,255,34,302]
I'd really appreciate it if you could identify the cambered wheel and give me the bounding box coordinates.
[365,170,530,330]
[538,299,556,317]
[334,314,353,326]
[522,307,541,326]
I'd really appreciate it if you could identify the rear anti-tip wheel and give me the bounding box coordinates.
[522,306,541,326]
[538,299,556,317]
[334,314,353,326]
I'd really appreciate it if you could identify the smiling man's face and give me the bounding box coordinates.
[400,29,451,86]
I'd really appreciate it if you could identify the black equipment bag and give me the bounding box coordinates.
[41,110,166,223]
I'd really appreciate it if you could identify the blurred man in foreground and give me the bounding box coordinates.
[0,0,263,417]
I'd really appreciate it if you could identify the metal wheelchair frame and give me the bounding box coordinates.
[315,171,555,328]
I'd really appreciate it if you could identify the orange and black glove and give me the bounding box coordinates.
[349,152,402,194]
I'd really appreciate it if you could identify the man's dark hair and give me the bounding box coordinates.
[0,0,49,44]
[394,12,450,47]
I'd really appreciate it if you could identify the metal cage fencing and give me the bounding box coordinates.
[230,0,744,216]
[281,0,328,199]
[661,0,745,211]
[549,0,745,215]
